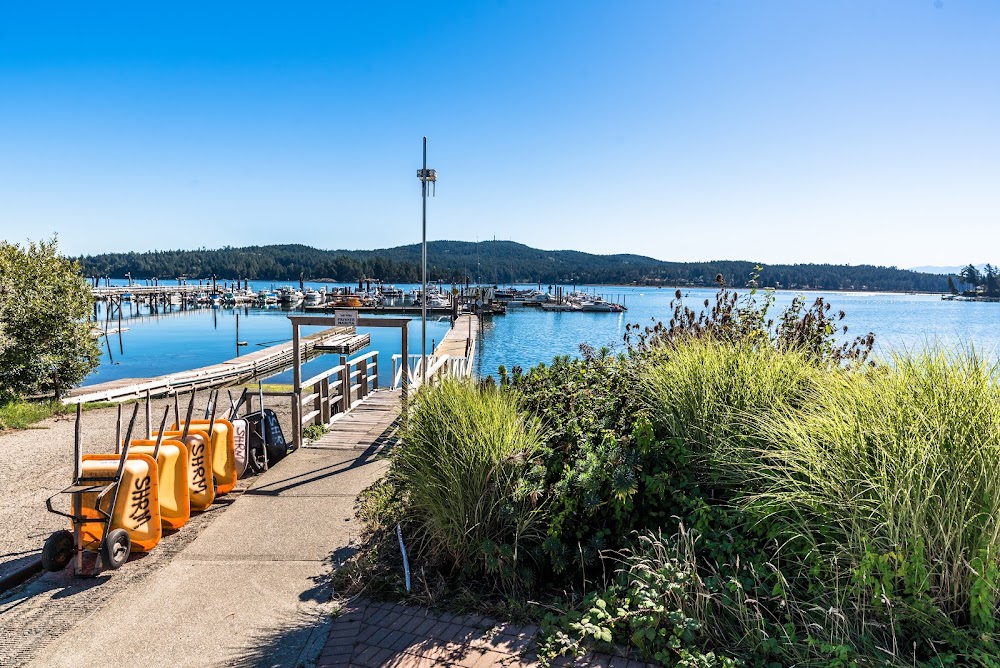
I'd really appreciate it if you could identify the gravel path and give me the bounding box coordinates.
[0,390,296,584]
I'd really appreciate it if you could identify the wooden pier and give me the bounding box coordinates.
[65,326,365,405]
[391,313,480,388]
[91,285,208,299]
[304,304,455,316]
[307,388,402,450]
[434,313,479,366]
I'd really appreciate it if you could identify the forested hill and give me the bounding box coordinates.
[76,241,950,292]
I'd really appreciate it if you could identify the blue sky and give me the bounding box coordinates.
[0,1,997,267]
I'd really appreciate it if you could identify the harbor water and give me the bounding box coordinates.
[474,286,1000,378]
[83,282,1000,388]
[85,281,452,388]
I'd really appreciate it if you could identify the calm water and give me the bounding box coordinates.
[84,281,1000,388]
[84,281,451,388]
[474,286,1000,379]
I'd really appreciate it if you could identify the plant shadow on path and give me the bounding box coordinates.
[228,422,398,668]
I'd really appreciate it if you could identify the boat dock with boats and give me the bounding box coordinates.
[493,286,627,312]
[89,277,627,318]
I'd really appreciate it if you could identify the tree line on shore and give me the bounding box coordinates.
[76,240,951,292]
[947,263,1000,297]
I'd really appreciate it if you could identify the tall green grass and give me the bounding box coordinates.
[394,379,548,591]
[737,349,1000,628]
[640,341,1000,655]
[0,399,61,429]
[638,339,822,463]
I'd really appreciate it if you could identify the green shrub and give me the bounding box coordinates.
[539,529,743,668]
[302,424,328,441]
[393,378,548,591]
[352,277,1000,666]
[0,237,101,400]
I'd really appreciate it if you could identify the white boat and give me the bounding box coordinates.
[277,286,304,304]
[523,290,554,305]
[427,295,451,308]
[255,289,278,305]
[303,288,323,305]
[578,298,625,312]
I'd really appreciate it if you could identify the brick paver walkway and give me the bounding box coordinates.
[319,598,658,667]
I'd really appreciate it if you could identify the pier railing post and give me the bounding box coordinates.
[292,391,301,450]
[292,321,302,445]
[360,358,368,399]
[340,355,351,413]
[372,352,379,390]
[313,381,322,426]
[321,377,330,425]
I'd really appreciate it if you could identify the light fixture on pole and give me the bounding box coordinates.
[416,137,437,386]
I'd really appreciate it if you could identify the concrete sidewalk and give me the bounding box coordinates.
[25,396,399,668]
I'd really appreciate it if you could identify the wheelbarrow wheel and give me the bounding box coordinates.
[41,530,74,572]
[100,529,130,570]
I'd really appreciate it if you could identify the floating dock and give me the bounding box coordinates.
[304,304,455,316]
[65,326,366,404]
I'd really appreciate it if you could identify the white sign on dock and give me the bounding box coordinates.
[334,309,359,327]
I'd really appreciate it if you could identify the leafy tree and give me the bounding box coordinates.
[985,264,998,297]
[0,238,101,400]
[960,264,981,291]
[947,275,959,295]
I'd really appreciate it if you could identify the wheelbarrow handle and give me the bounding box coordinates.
[45,494,75,521]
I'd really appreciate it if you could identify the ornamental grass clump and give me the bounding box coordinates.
[735,348,1000,641]
[393,379,548,591]
[638,338,822,462]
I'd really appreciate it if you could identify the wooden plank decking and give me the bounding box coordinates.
[434,314,478,360]
[306,389,402,450]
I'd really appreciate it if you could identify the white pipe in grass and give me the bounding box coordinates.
[396,523,411,592]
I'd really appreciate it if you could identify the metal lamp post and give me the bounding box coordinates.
[416,137,437,386]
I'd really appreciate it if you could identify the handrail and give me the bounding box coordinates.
[391,341,473,390]
[423,355,451,380]
[301,364,345,389]
[295,350,381,439]
[350,350,379,363]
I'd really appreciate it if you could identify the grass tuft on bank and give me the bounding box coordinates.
[0,398,115,430]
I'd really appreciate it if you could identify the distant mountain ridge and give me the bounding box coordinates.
[76,240,950,293]
[908,264,984,275]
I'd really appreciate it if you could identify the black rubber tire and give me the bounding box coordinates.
[41,530,74,572]
[100,529,130,570]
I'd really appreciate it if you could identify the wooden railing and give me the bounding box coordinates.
[298,350,379,433]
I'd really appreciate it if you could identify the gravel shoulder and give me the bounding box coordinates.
[0,390,296,583]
